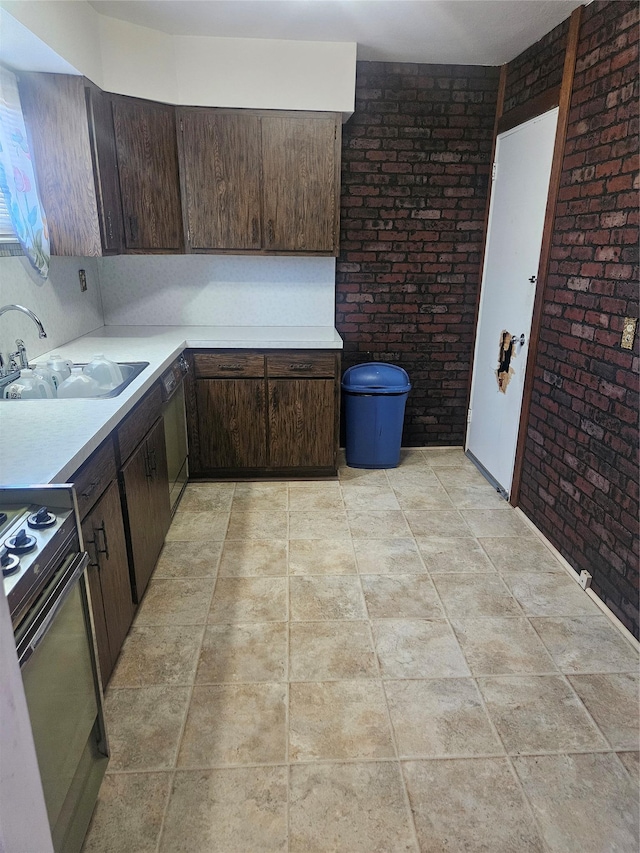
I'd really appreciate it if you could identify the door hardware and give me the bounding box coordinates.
[510,333,526,346]
[528,275,537,283]
[94,521,109,561]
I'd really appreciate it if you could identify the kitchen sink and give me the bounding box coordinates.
[1,361,150,400]
[80,361,150,398]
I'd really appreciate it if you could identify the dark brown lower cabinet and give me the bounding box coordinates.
[268,379,336,468]
[195,379,267,470]
[120,417,171,603]
[187,350,340,477]
[82,480,135,686]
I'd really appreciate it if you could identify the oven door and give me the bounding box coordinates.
[16,549,108,853]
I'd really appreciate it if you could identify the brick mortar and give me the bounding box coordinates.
[519,0,639,638]
[336,61,499,445]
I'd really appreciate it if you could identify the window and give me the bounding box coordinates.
[0,175,22,254]
[0,65,50,274]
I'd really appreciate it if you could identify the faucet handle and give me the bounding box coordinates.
[15,339,28,369]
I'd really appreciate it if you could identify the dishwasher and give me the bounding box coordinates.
[160,354,189,515]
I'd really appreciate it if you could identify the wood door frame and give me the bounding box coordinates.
[464,5,583,506]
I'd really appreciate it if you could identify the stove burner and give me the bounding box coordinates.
[0,546,20,577]
[28,506,57,529]
[4,528,37,554]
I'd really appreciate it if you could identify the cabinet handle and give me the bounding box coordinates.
[219,364,244,372]
[289,362,313,371]
[106,210,114,241]
[129,215,139,241]
[81,479,100,500]
[144,449,153,480]
[267,220,275,245]
[87,521,109,568]
[95,521,109,561]
[252,218,259,244]
[149,448,157,477]
[86,535,100,570]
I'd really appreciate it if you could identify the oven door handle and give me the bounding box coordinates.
[22,552,89,662]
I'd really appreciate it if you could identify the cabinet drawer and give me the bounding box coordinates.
[73,437,117,520]
[116,383,163,464]
[266,352,336,378]
[193,353,265,379]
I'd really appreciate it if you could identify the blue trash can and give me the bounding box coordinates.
[342,363,411,469]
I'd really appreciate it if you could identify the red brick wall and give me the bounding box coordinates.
[503,18,569,112]
[519,1,639,637]
[336,63,499,445]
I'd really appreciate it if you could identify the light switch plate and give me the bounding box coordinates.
[621,317,637,350]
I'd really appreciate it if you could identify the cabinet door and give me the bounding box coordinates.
[195,379,267,470]
[84,557,111,688]
[145,415,172,556]
[18,73,102,257]
[179,110,262,250]
[268,379,336,469]
[121,418,171,602]
[86,85,124,254]
[112,96,183,251]
[261,115,340,253]
[82,480,134,685]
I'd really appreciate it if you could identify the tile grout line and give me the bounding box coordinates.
[153,483,233,852]
[389,462,551,851]
[285,483,291,853]
[370,466,421,852]
[96,466,637,851]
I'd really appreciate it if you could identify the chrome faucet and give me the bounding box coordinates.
[0,304,47,378]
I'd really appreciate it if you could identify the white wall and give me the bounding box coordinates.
[172,36,356,113]
[98,15,179,104]
[98,255,336,327]
[1,0,103,84]
[3,1,356,114]
[0,257,103,360]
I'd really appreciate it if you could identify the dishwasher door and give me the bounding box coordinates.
[163,380,189,514]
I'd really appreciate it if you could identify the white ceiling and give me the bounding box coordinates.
[87,0,584,66]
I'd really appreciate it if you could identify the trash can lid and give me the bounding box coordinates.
[341,362,411,394]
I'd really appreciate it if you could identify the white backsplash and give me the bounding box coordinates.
[98,255,336,327]
[0,256,103,360]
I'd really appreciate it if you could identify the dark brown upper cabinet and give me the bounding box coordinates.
[178,109,341,256]
[112,95,183,252]
[261,114,340,254]
[85,84,124,255]
[18,73,103,257]
[178,109,262,251]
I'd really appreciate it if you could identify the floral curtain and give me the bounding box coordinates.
[0,66,50,278]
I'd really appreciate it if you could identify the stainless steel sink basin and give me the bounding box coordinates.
[81,361,150,398]
[0,361,149,400]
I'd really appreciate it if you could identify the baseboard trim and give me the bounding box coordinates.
[514,507,639,652]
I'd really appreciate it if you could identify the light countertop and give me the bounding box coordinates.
[0,325,343,486]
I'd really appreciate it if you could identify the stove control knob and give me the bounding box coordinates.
[1,545,20,576]
[28,506,56,529]
[5,528,37,554]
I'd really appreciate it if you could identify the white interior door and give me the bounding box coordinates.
[467,108,558,497]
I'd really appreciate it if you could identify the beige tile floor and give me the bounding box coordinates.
[82,448,640,853]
